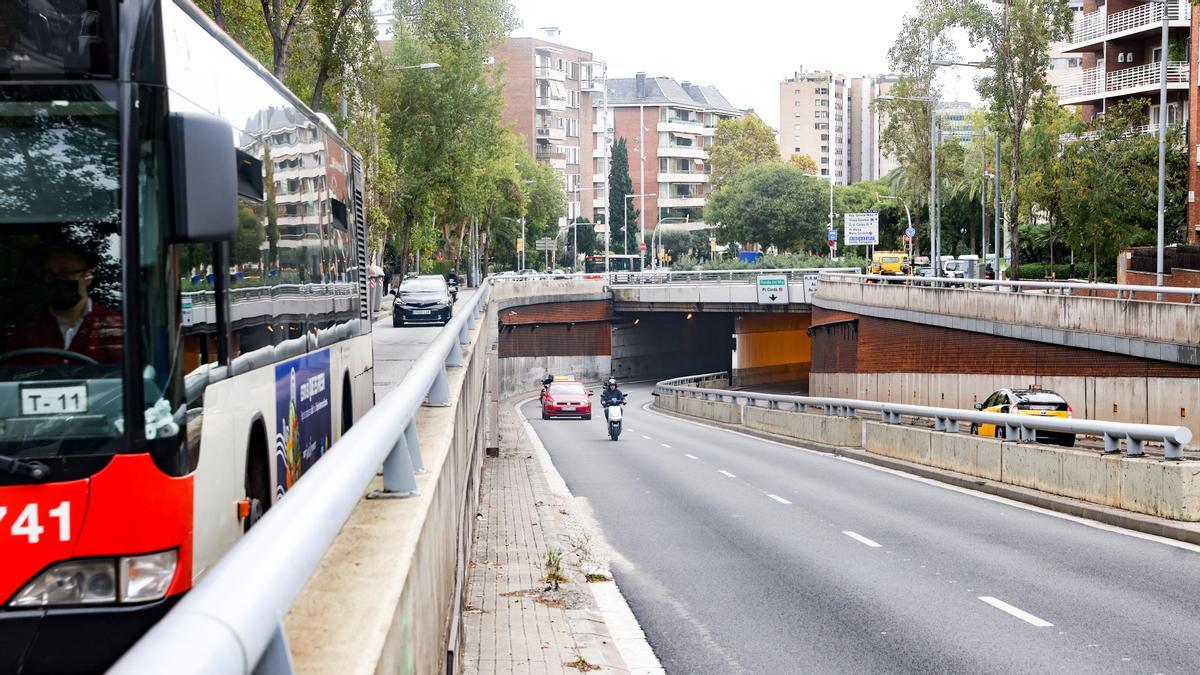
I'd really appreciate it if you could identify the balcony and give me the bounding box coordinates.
[535,66,566,81]
[1058,121,1186,145]
[1056,61,1189,105]
[658,119,704,134]
[659,172,710,184]
[1065,1,1190,51]
[535,126,566,141]
[659,196,706,208]
[582,79,605,93]
[657,145,707,160]
[535,96,567,111]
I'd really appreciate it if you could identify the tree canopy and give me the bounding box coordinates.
[708,115,780,189]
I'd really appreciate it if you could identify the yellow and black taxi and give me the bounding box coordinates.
[971,387,1075,447]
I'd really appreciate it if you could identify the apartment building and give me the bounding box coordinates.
[493,30,604,225]
[1056,1,1190,126]
[599,73,742,230]
[1047,1,1086,94]
[1056,0,1196,243]
[779,70,900,185]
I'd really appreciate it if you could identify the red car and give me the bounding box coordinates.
[542,380,593,419]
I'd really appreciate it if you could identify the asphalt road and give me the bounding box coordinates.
[371,288,474,402]
[522,382,1200,674]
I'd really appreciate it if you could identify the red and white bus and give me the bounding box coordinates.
[0,2,373,671]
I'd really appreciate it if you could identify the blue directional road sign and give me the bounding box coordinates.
[905,226,917,237]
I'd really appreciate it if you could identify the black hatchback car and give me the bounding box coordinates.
[393,275,454,326]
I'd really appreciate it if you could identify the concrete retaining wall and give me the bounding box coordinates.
[286,300,493,674]
[656,392,1200,522]
[815,277,1200,364]
[810,371,1200,441]
[499,355,611,397]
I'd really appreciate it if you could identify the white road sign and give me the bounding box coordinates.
[845,212,880,246]
[757,274,789,305]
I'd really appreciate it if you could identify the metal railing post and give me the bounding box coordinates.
[1103,433,1121,454]
[426,366,450,406]
[404,420,424,473]
[253,622,296,675]
[378,431,420,496]
[1125,435,1145,457]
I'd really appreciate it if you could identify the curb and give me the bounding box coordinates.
[647,402,1200,548]
[511,397,666,674]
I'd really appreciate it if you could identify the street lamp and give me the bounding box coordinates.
[570,185,605,269]
[877,194,914,259]
[624,193,656,261]
[930,59,1002,281]
[582,60,611,274]
[1149,0,1172,298]
[878,93,939,272]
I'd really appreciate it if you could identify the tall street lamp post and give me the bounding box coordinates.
[624,193,656,261]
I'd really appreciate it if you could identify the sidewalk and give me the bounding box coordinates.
[462,402,660,674]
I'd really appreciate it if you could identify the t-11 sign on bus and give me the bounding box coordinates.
[844,212,880,246]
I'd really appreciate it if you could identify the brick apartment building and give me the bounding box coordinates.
[492,30,605,226]
[1056,0,1198,244]
[601,73,742,236]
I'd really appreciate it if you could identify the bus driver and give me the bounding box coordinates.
[2,244,123,364]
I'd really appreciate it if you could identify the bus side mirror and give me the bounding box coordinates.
[169,111,237,242]
[974,403,984,410]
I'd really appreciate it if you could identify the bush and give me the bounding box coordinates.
[670,252,867,271]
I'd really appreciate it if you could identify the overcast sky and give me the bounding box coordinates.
[508,0,984,130]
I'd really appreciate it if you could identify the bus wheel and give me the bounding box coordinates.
[244,421,270,533]
[342,377,354,436]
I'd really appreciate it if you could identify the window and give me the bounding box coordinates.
[1152,47,1162,64]
[820,157,829,164]
[794,147,801,152]
[821,145,828,152]
[568,118,579,137]
[815,122,828,130]
[815,111,828,119]
[816,99,827,107]
[795,101,803,106]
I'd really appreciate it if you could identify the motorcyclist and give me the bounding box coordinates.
[540,373,554,403]
[600,378,625,420]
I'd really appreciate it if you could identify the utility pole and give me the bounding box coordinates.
[1155,0,1169,299]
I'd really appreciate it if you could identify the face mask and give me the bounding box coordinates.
[46,278,82,312]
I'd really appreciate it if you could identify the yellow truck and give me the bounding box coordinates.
[868,251,910,277]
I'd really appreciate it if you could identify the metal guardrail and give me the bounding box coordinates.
[607,268,862,285]
[655,372,1193,459]
[822,272,1200,303]
[110,283,493,675]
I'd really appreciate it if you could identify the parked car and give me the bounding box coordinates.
[393,274,453,327]
[971,386,1075,447]
[541,379,593,420]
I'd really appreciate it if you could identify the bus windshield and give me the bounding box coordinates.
[0,83,126,461]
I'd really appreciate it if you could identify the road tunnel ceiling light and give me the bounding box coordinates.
[633,318,640,325]
[686,313,693,320]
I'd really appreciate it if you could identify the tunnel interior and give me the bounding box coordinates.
[611,310,813,391]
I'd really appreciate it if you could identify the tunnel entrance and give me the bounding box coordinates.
[610,310,813,391]
[611,311,734,380]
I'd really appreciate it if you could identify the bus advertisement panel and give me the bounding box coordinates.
[275,351,332,498]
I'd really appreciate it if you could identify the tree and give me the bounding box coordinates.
[708,115,780,189]
[1058,100,1188,280]
[705,163,829,252]
[608,137,637,253]
[788,154,819,175]
[308,0,376,111]
[958,0,1073,280]
[571,216,599,257]
[878,0,958,237]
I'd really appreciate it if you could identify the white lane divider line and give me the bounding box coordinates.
[977,596,1054,628]
[660,443,672,448]
[684,454,698,460]
[768,494,792,505]
[641,435,651,440]
[718,470,737,478]
[842,531,882,548]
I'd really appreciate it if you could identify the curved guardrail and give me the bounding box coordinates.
[819,271,1200,302]
[110,283,493,675]
[655,372,1193,459]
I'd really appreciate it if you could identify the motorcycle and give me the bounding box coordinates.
[602,395,627,441]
